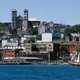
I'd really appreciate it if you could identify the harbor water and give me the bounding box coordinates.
[0,64,80,80]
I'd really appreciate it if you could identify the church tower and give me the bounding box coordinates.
[22,9,28,32]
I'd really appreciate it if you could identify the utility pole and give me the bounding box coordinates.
[48,52,50,64]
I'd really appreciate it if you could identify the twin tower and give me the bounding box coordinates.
[12,9,28,32]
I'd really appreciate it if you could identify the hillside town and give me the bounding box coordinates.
[0,9,80,64]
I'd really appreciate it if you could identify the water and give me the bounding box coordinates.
[0,64,80,80]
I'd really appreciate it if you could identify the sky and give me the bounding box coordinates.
[0,0,80,25]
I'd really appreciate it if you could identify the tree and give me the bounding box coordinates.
[31,27,38,35]
[65,24,80,35]
[0,23,5,30]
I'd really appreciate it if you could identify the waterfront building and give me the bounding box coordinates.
[1,37,18,48]
[42,33,52,42]
[2,50,15,60]
[21,35,36,46]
